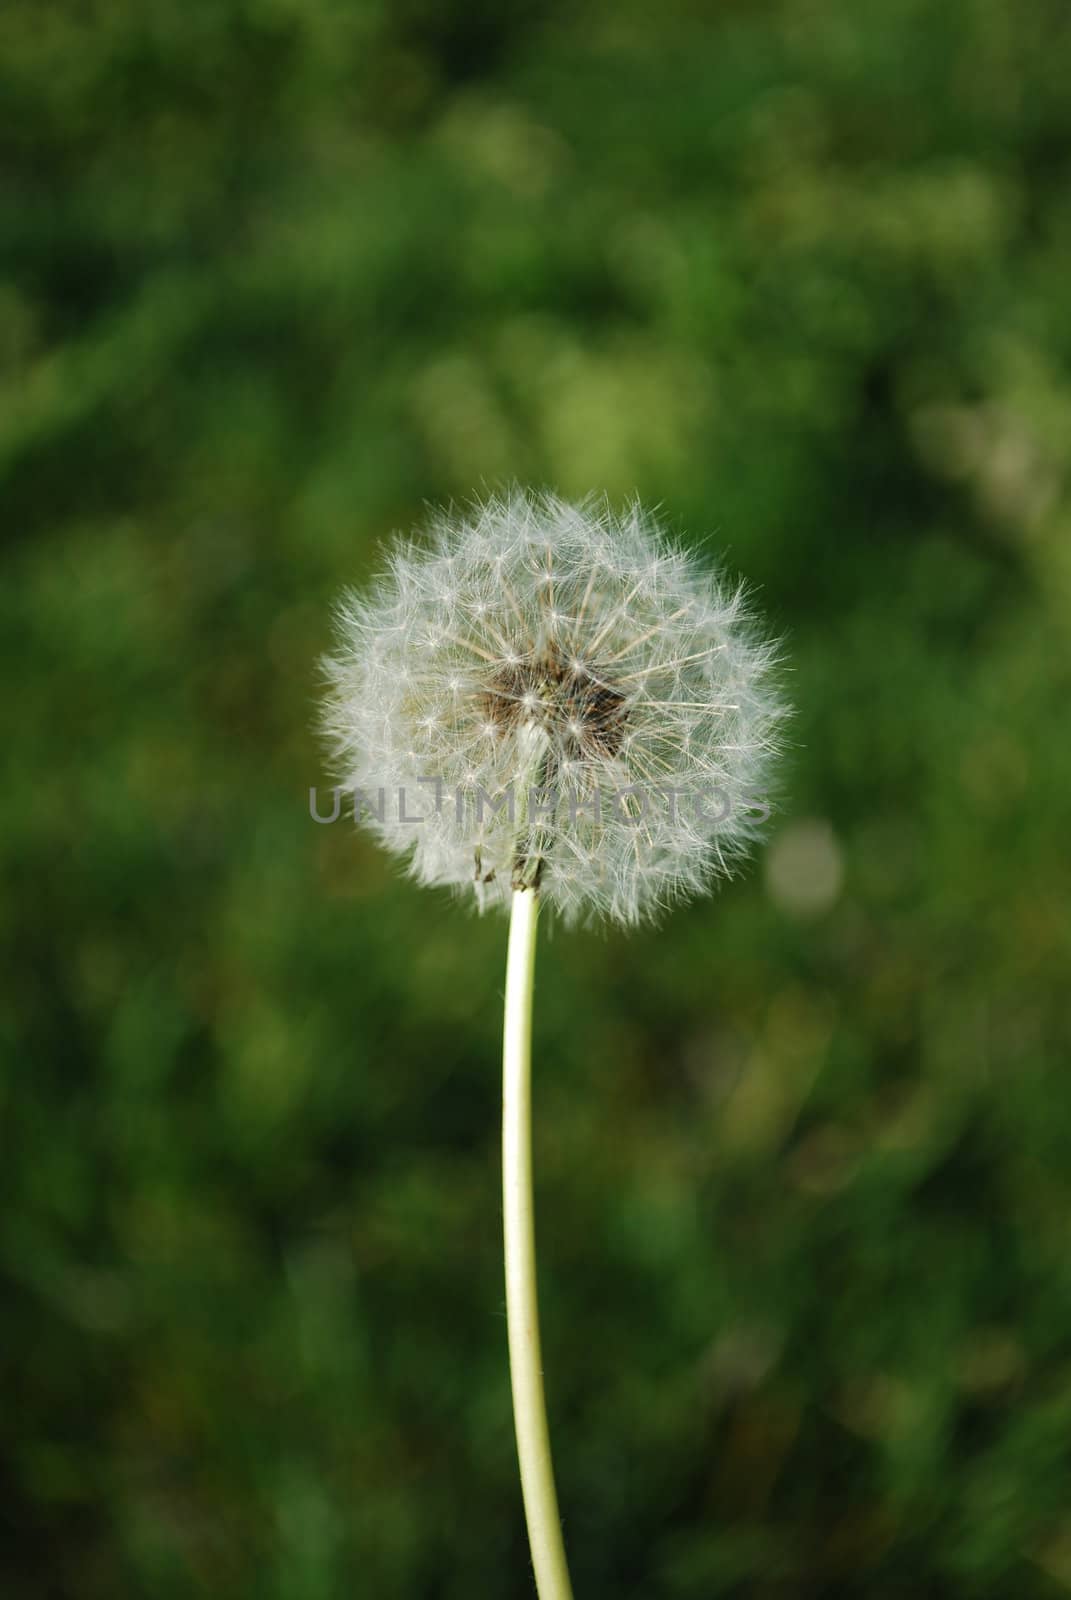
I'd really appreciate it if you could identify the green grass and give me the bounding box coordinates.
[3,1,1071,1594]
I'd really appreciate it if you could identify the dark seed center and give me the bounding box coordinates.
[480,641,628,759]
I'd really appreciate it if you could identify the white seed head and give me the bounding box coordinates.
[321,490,786,926]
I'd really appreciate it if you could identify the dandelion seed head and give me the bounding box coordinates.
[321,489,786,926]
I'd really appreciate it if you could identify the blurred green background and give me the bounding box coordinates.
[4,0,1071,1595]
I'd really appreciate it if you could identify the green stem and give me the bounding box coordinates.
[502,888,574,1600]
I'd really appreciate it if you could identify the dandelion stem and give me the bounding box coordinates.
[503,888,574,1600]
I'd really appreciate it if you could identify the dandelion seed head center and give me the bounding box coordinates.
[478,641,628,759]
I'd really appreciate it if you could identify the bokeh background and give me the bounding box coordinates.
[4,1,1071,1595]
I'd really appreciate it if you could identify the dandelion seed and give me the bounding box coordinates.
[322,488,785,926]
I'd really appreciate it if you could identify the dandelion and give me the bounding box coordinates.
[322,491,783,926]
[321,490,785,1600]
